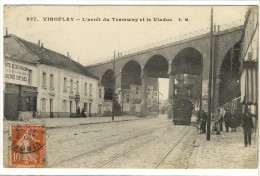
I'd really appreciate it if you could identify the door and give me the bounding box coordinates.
[84,103,87,112]
[4,93,19,120]
[50,99,53,118]
[70,101,73,117]
[89,103,92,117]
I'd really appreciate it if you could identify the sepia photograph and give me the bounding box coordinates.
[1,3,259,175]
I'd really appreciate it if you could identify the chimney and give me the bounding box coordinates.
[218,25,220,32]
[67,52,70,58]
[5,28,8,36]
[38,40,41,46]
[213,24,216,32]
[41,43,43,48]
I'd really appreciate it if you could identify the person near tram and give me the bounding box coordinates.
[242,106,254,147]
[215,109,223,135]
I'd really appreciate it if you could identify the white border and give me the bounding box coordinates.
[1,0,259,176]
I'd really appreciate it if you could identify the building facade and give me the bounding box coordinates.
[4,34,103,120]
[240,7,258,127]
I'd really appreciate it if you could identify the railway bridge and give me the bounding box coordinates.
[86,24,243,117]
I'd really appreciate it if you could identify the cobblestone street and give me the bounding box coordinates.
[3,116,258,169]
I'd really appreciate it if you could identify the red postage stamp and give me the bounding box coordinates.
[9,124,45,167]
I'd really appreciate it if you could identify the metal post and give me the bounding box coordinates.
[199,55,203,123]
[207,7,214,141]
[112,51,116,121]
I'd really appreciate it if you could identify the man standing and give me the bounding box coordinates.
[216,109,223,135]
[224,109,232,132]
[242,106,254,147]
[200,110,208,133]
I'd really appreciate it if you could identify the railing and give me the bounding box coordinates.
[87,20,244,66]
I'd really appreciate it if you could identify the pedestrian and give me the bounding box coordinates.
[224,109,232,132]
[200,110,207,133]
[215,109,223,135]
[242,106,254,147]
[77,107,80,117]
[81,108,86,117]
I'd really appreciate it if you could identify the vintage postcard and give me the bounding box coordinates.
[1,3,259,175]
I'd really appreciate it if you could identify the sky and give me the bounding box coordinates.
[3,5,250,99]
[4,5,249,66]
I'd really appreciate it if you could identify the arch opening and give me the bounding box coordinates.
[218,42,241,110]
[170,48,203,117]
[101,69,114,100]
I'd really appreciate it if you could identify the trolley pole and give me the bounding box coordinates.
[112,51,116,121]
[207,7,214,141]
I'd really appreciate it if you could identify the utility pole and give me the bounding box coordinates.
[112,51,116,121]
[207,7,214,141]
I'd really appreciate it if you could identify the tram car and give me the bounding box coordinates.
[171,83,194,125]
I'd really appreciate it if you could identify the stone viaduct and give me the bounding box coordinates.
[86,25,243,117]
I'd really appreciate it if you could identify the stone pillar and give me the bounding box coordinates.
[167,60,174,119]
[168,74,175,119]
[141,67,147,117]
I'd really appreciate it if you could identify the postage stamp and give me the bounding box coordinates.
[9,124,45,167]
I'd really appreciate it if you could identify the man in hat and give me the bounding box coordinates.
[224,109,232,132]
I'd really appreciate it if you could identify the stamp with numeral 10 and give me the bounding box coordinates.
[9,124,45,167]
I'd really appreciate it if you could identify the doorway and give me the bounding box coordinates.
[70,101,73,117]
[89,103,92,117]
[50,99,53,118]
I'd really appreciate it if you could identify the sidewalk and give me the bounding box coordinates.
[3,115,155,133]
[188,127,258,169]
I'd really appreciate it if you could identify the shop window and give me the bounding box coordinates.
[26,97,31,111]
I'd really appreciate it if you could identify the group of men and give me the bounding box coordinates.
[197,106,254,147]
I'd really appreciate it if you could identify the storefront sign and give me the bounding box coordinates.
[5,61,30,84]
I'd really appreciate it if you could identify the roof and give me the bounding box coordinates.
[4,35,99,80]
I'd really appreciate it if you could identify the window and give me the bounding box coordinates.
[50,74,54,88]
[64,78,67,91]
[187,88,192,97]
[41,98,46,112]
[89,84,92,96]
[70,79,73,92]
[76,81,79,93]
[28,70,32,85]
[126,97,130,103]
[84,83,87,95]
[174,88,179,96]
[99,88,102,98]
[174,79,178,84]
[62,100,67,112]
[42,72,46,87]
